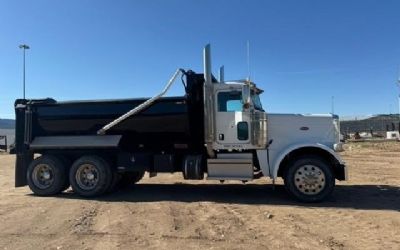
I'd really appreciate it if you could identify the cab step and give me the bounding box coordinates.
[207,154,253,180]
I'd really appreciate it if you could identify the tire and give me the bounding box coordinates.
[283,155,335,202]
[132,171,145,183]
[27,155,68,196]
[69,155,113,197]
[118,171,145,188]
[106,169,121,193]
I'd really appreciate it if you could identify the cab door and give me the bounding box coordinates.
[214,90,251,147]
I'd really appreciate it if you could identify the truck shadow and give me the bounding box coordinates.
[55,183,400,211]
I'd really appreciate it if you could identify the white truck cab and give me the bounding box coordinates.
[203,44,347,202]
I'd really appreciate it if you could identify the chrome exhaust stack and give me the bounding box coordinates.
[203,44,215,157]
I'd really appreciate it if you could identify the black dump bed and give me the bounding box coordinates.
[15,97,191,152]
[14,71,206,153]
[31,97,189,135]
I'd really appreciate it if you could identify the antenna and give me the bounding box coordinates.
[246,40,250,81]
[396,65,400,92]
[397,66,400,86]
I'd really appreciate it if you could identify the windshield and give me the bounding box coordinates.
[251,93,263,111]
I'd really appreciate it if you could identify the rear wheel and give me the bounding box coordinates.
[132,171,145,183]
[27,155,68,196]
[118,171,145,188]
[106,169,121,193]
[69,155,112,197]
[284,155,335,202]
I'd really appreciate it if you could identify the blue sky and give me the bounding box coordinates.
[1,0,400,119]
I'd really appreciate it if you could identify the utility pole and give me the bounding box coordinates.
[331,96,335,114]
[19,44,30,99]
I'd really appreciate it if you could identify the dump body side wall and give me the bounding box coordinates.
[14,71,207,187]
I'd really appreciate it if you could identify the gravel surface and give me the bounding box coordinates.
[0,141,399,249]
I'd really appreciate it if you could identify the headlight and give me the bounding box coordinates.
[334,142,344,152]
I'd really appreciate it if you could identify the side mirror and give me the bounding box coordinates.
[242,85,251,107]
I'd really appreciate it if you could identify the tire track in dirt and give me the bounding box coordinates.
[0,198,93,249]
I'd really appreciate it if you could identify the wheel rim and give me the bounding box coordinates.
[294,164,326,195]
[75,164,99,191]
[32,164,54,189]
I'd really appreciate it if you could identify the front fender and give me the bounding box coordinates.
[270,143,344,179]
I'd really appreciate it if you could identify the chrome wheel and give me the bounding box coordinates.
[32,164,54,189]
[75,164,99,191]
[294,164,326,195]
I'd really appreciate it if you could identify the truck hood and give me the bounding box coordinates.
[267,113,339,150]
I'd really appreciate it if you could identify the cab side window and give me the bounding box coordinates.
[217,91,242,112]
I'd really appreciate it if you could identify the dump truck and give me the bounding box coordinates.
[13,45,347,202]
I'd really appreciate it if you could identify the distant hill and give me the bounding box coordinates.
[340,114,400,134]
[0,119,15,129]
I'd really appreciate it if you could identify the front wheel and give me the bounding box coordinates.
[284,155,335,202]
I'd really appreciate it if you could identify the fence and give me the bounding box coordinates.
[340,114,400,139]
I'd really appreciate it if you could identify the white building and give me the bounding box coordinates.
[386,131,400,139]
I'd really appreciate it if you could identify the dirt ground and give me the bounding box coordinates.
[0,142,399,250]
